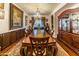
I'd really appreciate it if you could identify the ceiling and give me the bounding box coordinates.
[16,3,60,15]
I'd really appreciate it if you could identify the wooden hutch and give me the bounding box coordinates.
[57,8,79,55]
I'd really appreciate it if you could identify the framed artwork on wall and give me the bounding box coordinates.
[0,3,4,19]
[25,16,27,26]
[51,15,53,29]
[9,3,23,30]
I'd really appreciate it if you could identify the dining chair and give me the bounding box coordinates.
[20,43,32,56]
[48,42,58,56]
[20,37,57,56]
[29,36,49,56]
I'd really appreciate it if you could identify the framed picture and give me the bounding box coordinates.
[9,3,23,30]
[25,16,27,26]
[51,15,53,29]
[0,3,4,19]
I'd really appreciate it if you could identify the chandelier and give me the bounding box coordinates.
[33,8,41,18]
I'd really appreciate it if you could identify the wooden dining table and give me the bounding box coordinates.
[20,31,57,56]
[22,32,56,46]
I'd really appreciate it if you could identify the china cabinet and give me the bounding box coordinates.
[57,8,79,55]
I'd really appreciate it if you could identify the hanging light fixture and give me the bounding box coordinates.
[36,8,40,16]
[33,8,41,18]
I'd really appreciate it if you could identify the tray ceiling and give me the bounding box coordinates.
[16,3,60,15]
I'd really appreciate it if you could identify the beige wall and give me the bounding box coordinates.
[0,3,29,34]
[0,3,79,35]
[0,3,49,34]
[0,3,9,34]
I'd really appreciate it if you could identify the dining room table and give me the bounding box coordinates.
[22,31,56,45]
[20,31,57,56]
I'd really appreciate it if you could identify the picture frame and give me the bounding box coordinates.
[9,3,23,30]
[25,16,27,26]
[51,15,53,29]
[0,3,4,19]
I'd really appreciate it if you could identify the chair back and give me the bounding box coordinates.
[29,36,49,56]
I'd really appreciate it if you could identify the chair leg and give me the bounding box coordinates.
[20,47,25,56]
[53,46,58,56]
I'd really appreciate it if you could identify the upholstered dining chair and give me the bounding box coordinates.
[48,42,58,56]
[20,37,57,56]
[20,43,32,56]
[29,36,49,56]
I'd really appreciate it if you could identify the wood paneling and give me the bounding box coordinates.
[58,8,79,19]
[0,34,3,49]
[58,8,79,55]
[16,30,21,40]
[72,35,79,49]
[20,29,25,38]
[57,39,78,56]
[2,32,10,50]
[57,31,79,55]
[10,31,16,43]
[61,31,73,45]
[0,29,25,51]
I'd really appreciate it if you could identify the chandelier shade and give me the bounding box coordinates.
[33,8,41,18]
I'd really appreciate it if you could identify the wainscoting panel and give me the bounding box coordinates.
[10,31,16,44]
[57,31,79,55]
[0,29,25,51]
[0,34,3,50]
[2,32,10,50]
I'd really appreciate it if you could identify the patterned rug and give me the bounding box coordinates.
[0,38,25,56]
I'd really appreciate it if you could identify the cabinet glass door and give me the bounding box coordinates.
[61,19,67,31]
[72,19,79,34]
[61,18,70,32]
[66,20,70,32]
[59,19,61,30]
[72,14,79,34]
